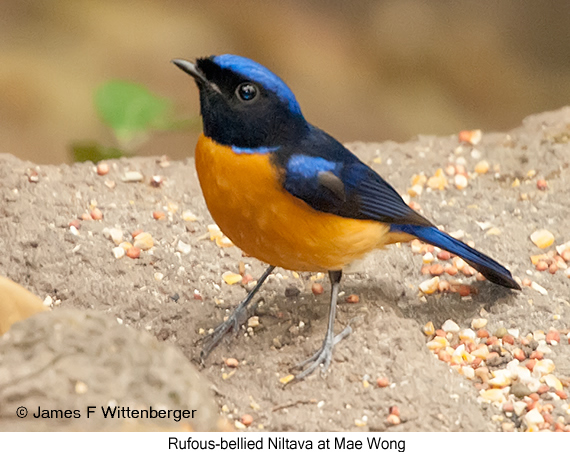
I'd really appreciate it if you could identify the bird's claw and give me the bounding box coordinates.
[291,325,352,380]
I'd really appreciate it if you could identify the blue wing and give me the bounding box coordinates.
[274,125,520,290]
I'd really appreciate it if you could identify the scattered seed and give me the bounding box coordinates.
[458,129,482,145]
[530,229,555,249]
[441,319,460,333]
[122,171,143,182]
[419,276,439,294]
[126,247,141,259]
[176,240,192,255]
[311,283,324,295]
[225,358,239,368]
[377,377,390,388]
[536,179,548,190]
[150,175,163,187]
[112,247,125,259]
[386,414,400,425]
[546,330,560,345]
[153,210,166,220]
[222,272,242,285]
[427,168,448,191]
[96,162,109,176]
[241,414,253,427]
[133,232,154,250]
[346,294,359,303]
[474,160,490,174]
[279,374,295,385]
[90,208,103,220]
[454,174,468,190]
[422,321,435,336]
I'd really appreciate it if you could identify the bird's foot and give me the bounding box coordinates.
[200,306,246,362]
[291,325,352,380]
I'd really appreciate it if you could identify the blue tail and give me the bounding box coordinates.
[391,224,520,290]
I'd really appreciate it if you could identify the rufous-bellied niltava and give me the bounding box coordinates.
[173,54,520,380]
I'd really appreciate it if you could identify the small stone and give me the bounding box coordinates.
[176,240,192,255]
[525,408,544,426]
[285,286,300,297]
[501,421,515,432]
[75,381,88,394]
[122,171,143,182]
[511,382,531,398]
[494,327,507,338]
[247,316,260,328]
[182,210,198,222]
[112,247,125,259]
[471,318,488,330]
[133,232,154,250]
[530,229,555,249]
[441,319,460,333]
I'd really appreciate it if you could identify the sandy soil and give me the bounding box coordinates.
[0,108,569,431]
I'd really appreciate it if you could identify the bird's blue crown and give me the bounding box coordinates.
[213,54,302,116]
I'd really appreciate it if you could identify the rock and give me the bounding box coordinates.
[0,309,222,431]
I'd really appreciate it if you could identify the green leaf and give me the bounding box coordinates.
[71,141,126,163]
[94,80,174,144]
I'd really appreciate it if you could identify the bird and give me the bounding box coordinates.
[172,54,520,380]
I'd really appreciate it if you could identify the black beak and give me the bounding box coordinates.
[171,59,208,84]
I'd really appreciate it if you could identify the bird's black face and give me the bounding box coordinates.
[173,55,309,149]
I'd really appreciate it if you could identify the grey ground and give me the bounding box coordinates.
[0,107,569,431]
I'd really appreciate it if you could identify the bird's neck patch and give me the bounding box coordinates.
[231,145,280,155]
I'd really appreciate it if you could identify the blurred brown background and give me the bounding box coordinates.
[1,0,569,164]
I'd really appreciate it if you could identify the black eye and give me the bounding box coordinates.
[236,83,258,102]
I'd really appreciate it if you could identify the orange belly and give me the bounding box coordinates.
[195,134,396,272]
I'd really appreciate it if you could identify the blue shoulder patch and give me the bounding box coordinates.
[213,54,303,116]
[286,155,337,178]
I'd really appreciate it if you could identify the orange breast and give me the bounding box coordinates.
[194,134,392,272]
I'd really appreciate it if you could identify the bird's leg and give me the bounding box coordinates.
[200,265,275,361]
[292,270,352,380]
